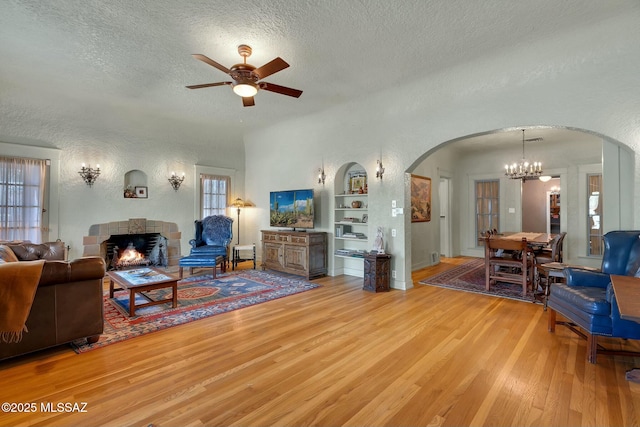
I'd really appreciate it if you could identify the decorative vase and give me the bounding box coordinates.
[352,201,362,208]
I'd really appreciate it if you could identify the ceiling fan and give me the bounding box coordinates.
[186,44,303,107]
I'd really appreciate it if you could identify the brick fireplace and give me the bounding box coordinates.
[83,218,181,268]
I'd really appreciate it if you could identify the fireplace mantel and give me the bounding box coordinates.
[83,218,181,267]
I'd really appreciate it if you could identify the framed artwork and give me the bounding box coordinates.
[135,186,148,198]
[348,170,367,194]
[410,174,431,222]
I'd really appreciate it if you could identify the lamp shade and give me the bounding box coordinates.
[230,197,245,208]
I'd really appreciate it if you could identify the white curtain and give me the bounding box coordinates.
[200,174,230,218]
[0,157,46,243]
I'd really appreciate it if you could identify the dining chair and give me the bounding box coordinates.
[533,232,566,306]
[536,231,566,265]
[485,236,535,297]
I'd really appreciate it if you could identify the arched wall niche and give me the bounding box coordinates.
[332,161,370,278]
[334,162,368,196]
[123,169,148,198]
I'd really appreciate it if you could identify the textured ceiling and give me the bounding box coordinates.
[0,0,633,148]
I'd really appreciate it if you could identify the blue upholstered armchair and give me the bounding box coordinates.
[547,230,640,363]
[188,215,234,263]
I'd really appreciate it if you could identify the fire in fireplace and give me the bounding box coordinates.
[115,243,151,269]
[103,233,169,270]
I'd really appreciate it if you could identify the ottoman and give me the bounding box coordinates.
[179,255,225,279]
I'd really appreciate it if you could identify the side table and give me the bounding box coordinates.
[363,252,392,292]
[537,262,600,310]
[537,263,566,310]
[233,244,256,270]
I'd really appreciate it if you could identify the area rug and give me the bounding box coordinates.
[71,270,320,353]
[418,258,538,303]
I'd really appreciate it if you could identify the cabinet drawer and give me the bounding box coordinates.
[262,233,278,242]
[290,235,309,244]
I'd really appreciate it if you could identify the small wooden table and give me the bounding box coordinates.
[108,267,178,316]
[363,252,392,292]
[232,244,256,270]
[610,275,640,382]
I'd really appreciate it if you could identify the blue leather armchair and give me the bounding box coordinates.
[188,215,234,263]
[547,230,640,363]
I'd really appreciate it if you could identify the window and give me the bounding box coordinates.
[475,180,499,244]
[587,173,603,256]
[200,174,230,218]
[0,156,47,242]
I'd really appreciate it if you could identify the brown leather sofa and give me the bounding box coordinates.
[0,241,106,361]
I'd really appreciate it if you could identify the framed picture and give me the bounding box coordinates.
[348,170,367,194]
[362,214,368,223]
[135,186,148,198]
[410,174,431,222]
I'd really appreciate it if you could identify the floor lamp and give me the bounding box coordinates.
[230,197,245,245]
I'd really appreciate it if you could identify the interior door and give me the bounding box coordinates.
[439,178,451,257]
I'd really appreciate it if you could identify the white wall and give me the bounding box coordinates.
[410,146,458,270]
[1,124,246,260]
[245,11,640,288]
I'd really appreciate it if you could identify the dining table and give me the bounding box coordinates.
[482,231,557,299]
[498,231,556,248]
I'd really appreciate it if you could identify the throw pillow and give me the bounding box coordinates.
[0,245,19,263]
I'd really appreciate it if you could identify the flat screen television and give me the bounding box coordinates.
[269,188,315,230]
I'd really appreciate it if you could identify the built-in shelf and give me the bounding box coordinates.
[333,162,370,278]
[334,254,367,260]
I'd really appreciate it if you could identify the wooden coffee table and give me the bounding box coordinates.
[108,267,178,316]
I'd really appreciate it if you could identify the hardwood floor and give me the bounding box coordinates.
[1,258,640,426]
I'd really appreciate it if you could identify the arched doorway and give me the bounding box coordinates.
[405,126,633,271]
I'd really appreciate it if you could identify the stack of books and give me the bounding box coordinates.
[341,217,360,223]
[335,249,353,256]
[343,232,366,239]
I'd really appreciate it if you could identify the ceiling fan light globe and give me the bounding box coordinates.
[232,82,258,97]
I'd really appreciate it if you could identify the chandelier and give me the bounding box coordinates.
[505,129,543,180]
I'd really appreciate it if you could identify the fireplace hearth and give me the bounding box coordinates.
[83,218,181,269]
[106,233,167,270]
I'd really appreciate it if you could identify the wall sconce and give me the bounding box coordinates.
[79,163,100,187]
[168,171,185,191]
[317,167,326,185]
[376,159,385,180]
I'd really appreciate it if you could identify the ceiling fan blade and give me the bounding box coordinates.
[192,54,231,75]
[254,57,289,79]
[242,96,255,107]
[259,82,303,98]
[185,82,232,89]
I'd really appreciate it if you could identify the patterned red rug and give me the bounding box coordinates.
[419,258,538,303]
[71,269,320,353]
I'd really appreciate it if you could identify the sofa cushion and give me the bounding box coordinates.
[38,257,106,287]
[8,241,65,261]
[0,245,19,263]
[551,283,611,316]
